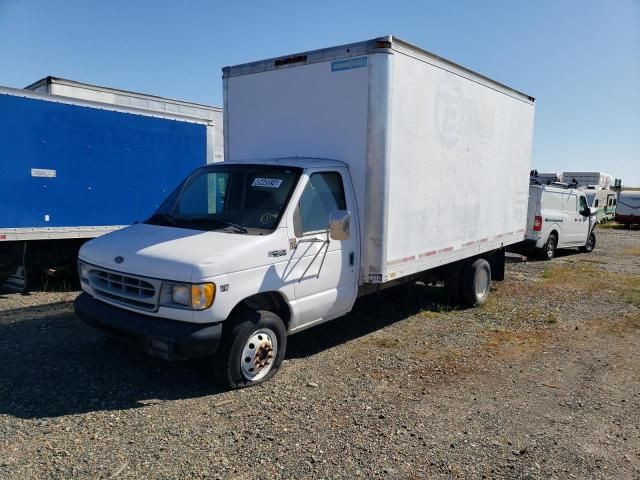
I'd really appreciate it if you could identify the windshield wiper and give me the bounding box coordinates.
[191,217,249,234]
[146,213,178,226]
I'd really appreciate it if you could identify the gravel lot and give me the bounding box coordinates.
[1,227,639,479]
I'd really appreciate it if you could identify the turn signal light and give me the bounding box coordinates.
[191,283,215,310]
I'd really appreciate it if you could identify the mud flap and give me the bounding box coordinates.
[489,248,505,281]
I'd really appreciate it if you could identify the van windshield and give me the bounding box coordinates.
[145,164,302,234]
[585,192,596,205]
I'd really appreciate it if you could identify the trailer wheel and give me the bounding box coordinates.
[213,309,287,389]
[542,233,557,260]
[460,259,492,307]
[580,232,596,253]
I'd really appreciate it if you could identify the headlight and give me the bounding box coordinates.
[171,284,190,306]
[164,282,216,310]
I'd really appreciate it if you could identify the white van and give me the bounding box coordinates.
[524,185,596,259]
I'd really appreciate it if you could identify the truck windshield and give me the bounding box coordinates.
[146,164,302,234]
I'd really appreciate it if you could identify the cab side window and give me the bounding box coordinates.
[299,172,346,234]
[579,195,588,214]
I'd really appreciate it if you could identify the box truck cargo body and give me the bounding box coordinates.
[224,36,535,283]
[75,36,535,388]
[0,86,221,290]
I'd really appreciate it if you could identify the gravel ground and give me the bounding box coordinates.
[1,227,639,479]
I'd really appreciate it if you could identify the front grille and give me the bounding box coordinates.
[88,268,160,311]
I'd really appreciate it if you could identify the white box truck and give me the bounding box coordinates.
[75,36,535,388]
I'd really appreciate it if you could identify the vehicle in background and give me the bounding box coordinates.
[524,184,596,260]
[25,76,224,164]
[75,36,535,388]
[582,186,617,223]
[562,171,613,189]
[615,191,640,228]
[0,84,222,291]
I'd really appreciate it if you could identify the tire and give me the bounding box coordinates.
[213,309,287,389]
[580,232,596,253]
[460,258,492,307]
[542,233,557,260]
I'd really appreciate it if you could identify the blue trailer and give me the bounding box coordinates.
[0,86,221,290]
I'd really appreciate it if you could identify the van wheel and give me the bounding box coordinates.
[542,234,557,260]
[460,259,491,307]
[580,232,596,253]
[213,309,287,389]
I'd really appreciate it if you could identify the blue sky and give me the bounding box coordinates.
[1,0,638,185]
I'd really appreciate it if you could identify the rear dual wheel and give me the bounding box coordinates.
[445,258,492,307]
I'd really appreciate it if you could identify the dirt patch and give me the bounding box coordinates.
[1,228,639,479]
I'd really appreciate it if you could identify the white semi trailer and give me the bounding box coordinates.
[75,36,535,388]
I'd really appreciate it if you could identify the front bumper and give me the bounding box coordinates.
[74,292,223,360]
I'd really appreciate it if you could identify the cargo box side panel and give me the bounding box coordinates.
[225,58,370,232]
[384,51,534,279]
[0,94,206,233]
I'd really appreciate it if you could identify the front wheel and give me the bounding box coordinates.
[213,310,287,389]
[580,232,596,253]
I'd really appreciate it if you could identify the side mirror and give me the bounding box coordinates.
[329,210,351,240]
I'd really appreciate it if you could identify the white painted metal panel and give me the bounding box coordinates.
[225,58,370,247]
[382,50,534,280]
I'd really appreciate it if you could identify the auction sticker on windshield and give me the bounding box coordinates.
[251,178,283,188]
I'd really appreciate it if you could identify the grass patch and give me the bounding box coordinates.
[623,277,640,307]
[596,222,626,230]
[623,246,640,257]
[540,264,640,307]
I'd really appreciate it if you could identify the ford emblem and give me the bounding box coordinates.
[114,256,124,264]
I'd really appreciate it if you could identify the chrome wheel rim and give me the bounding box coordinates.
[475,267,490,301]
[241,328,277,381]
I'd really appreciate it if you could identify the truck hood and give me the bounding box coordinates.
[79,223,288,282]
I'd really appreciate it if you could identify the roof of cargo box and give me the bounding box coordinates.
[25,76,222,116]
[223,35,534,104]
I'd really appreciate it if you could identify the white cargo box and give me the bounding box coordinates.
[561,171,613,189]
[223,36,535,283]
